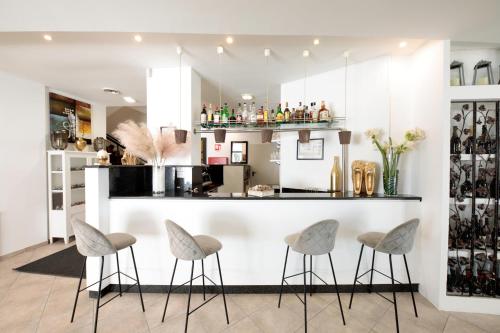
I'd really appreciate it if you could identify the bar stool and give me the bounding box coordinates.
[278,219,346,333]
[70,219,145,333]
[162,220,229,333]
[349,218,419,333]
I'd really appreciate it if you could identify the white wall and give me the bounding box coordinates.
[0,71,47,255]
[147,66,201,164]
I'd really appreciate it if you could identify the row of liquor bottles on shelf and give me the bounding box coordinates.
[450,125,496,155]
[449,214,499,249]
[199,101,332,127]
[450,168,496,198]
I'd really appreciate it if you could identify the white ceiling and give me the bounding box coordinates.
[1,0,500,43]
[0,32,425,107]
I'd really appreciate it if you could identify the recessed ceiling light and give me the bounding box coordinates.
[176,46,183,55]
[43,34,52,41]
[226,36,233,44]
[302,50,310,57]
[102,88,121,95]
[134,34,142,42]
[217,46,224,55]
[123,96,136,103]
[264,48,271,57]
[313,38,320,46]
[343,51,350,58]
[241,94,253,101]
[399,41,407,48]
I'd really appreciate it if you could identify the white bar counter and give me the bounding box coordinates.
[84,167,422,293]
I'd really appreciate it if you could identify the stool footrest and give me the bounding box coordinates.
[79,271,138,292]
[282,270,332,305]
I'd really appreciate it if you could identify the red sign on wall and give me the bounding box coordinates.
[214,144,221,151]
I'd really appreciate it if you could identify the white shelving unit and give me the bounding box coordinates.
[47,150,96,244]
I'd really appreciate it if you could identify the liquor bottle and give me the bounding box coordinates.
[291,107,296,121]
[221,103,229,125]
[256,105,264,125]
[330,156,342,192]
[318,101,330,122]
[242,102,249,123]
[284,102,291,122]
[490,175,497,197]
[296,102,304,121]
[270,109,275,122]
[461,170,473,197]
[249,102,257,124]
[207,103,214,125]
[450,126,462,154]
[229,109,236,126]
[263,106,269,123]
[304,105,309,122]
[476,168,488,198]
[236,105,243,124]
[477,125,491,154]
[310,102,318,122]
[213,105,220,125]
[200,104,207,127]
[463,128,473,154]
[275,103,284,123]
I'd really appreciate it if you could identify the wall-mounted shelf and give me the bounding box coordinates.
[450,85,500,101]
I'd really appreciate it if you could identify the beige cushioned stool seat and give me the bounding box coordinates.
[285,233,300,247]
[357,232,385,249]
[107,233,137,251]
[193,235,222,256]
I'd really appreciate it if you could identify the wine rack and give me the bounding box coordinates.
[448,100,500,297]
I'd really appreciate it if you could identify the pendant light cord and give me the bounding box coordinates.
[218,53,222,109]
[266,52,269,111]
[179,51,182,129]
[344,54,348,127]
[388,55,392,138]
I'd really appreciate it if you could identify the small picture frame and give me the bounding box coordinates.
[297,138,324,160]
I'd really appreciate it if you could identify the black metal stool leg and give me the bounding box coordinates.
[403,254,418,318]
[162,258,178,322]
[201,259,206,301]
[369,249,375,293]
[389,254,399,333]
[184,261,195,333]
[303,254,307,333]
[309,255,313,296]
[349,244,364,309]
[116,253,122,297]
[216,252,230,325]
[130,246,145,312]
[328,253,346,326]
[278,246,289,308]
[94,256,104,333]
[71,257,86,323]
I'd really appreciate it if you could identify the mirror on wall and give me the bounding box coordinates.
[231,141,248,164]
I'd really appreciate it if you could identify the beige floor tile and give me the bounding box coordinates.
[189,293,244,333]
[304,302,370,333]
[449,311,500,333]
[277,292,333,319]
[224,317,262,333]
[149,311,207,333]
[443,315,488,333]
[250,302,303,333]
[144,292,193,329]
[227,294,275,316]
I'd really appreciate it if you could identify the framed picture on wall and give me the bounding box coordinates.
[297,138,324,160]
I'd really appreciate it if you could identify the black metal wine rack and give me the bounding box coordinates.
[448,100,500,297]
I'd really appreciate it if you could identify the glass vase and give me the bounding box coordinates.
[383,170,399,196]
[152,165,165,196]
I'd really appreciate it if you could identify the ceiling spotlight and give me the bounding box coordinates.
[264,48,271,57]
[123,96,136,104]
[43,34,52,41]
[302,49,310,57]
[226,36,233,44]
[343,51,350,58]
[134,34,142,42]
[399,41,407,48]
[313,38,320,46]
[241,94,253,101]
[176,46,183,55]
[102,88,121,95]
[217,46,224,55]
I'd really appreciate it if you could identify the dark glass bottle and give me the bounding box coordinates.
[451,126,461,154]
[490,175,497,198]
[461,170,473,197]
[476,168,488,198]
[463,129,474,154]
[477,125,491,154]
[229,109,236,127]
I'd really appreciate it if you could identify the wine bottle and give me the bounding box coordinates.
[476,168,488,198]
[207,103,214,125]
[318,100,330,122]
[284,102,291,122]
[477,125,491,154]
[275,103,284,123]
[461,170,473,197]
[330,156,342,192]
[229,109,236,126]
[242,102,249,123]
[200,104,207,127]
[450,126,461,154]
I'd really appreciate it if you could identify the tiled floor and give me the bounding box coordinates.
[1,242,500,332]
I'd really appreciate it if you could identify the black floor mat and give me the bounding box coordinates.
[14,245,84,278]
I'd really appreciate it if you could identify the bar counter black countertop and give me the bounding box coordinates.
[110,192,422,201]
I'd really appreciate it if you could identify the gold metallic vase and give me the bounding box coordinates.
[364,162,376,196]
[351,160,365,195]
[75,137,87,151]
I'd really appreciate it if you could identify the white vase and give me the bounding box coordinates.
[152,165,165,196]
